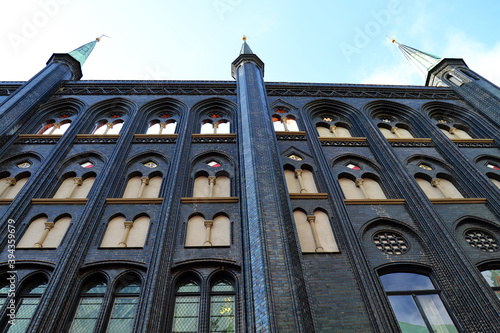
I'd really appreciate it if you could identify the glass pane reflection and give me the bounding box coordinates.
[387,295,427,333]
[380,273,434,291]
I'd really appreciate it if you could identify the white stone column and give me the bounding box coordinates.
[138,177,150,198]
[281,117,289,131]
[66,177,83,198]
[391,127,402,138]
[355,178,370,199]
[203,220,214,246]
[118,221,134,247]
[34,222,55,248]
[329,125,337,137]
[431,178,451,198]
[208,176,217,197]
[307,215,324,252]
[294,169,307,193]
[449,127,463,139]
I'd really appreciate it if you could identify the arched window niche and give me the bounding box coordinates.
[271,107,299,132]
[69,276,108,332]
[305,101,361,139]
[373,113,415,139]
[106,275,142,332]
[53,171,96,199]
[429,113,474,140]
[293,209,339,253]
[139,98,184,135]
[190,154,234,198]
[85,99,134,136]
[17,214,71,248]
[171,274,202,333]
[333,157,388,200]
[120,154,167,199]
[283,165,318,194]
[185,213,231,247]
[379,270,459,333]
[37,110,76,135]
[475,156,500,189]
[0,171,30,200]
[101,214,150,248]
[194,99,235,135]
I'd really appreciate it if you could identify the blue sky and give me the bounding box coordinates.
[1,0,500,87]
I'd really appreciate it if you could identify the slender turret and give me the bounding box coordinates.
[390,37,500,127]
[0,38,100,145]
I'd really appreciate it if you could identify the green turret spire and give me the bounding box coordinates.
[388,37,442,80]
[68,36,104,67]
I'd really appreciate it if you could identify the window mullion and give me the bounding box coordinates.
[412,293,434,333]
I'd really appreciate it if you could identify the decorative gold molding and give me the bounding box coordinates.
[106,198,163,204]
[344,199,405,205]
[17,134,63,139]
[318,137,367,142]
[290,193,328,199]
[385,138,432,142]
[275,131,306,136]
[181,197,239,203]
[134,134,178,139]
[430,198,487,204]
[450,139,494,143]
[32,198,88,204]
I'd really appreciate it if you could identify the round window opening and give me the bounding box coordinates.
[464,230,499,252]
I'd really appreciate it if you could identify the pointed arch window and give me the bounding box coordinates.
[415,177,463,199]
[123,174,162,198]
[93,113,125,135]
[380,272,458,333]
[200,117,231,134]
[53,173,95,199]
[38,112,75,135]
[6,279,48,333]
[172,279,201,333]
[378,124,413,139]
[147,119,177,135]
[106,278,141,332]
[69,279,107,333]
[101,215,150,248]
[193,173,230,197]
[185,215,230,247]
[209,279,236,332]
[284,167,318,194]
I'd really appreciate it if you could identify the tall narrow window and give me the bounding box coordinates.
[209,279,235,333]
[69,279,107,333]
[380,272,458,333]
[107,278,141,332]
[172,280,201,333]
[0,175,30,199]
[17,215,71,248]
[6,279,47,333]
[293,210,338,253]
[53,175,95,199]
[339,177,386,199]
[416,177,463,199]
[481,269,500,299]
[123,175,162,198]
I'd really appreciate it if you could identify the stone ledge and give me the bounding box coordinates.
[0,199,13,204]
[76,134,120,139]
[18,134,63,139]
[344,199,405,205]
[181,197,239,203]
[106,198,163,204]
[32,198,88,204]
[386,138,432,142]
[430,198,487,204]
[134,134,178,139]
[290,193,328,199]
[191,133,236,138]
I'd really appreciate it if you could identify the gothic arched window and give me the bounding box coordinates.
[53,172,95,199]
[481,269,500,299]
[123,172,162,198]
[146,111,178,135]
[375,115,414,139]
[380,272,458,332]
[0,172,30,199]
[69,278,107,332]
[93,112,125,135]
[106,277,141,332]
[336,160,387,200]
[209,278,236,332]
[5,278,48,332]
[272,108,299,132]
[431,115,473,139]
[190,155,234,198]
[37,111,76,135]
[199,111,231,134]
[172,278,201,333]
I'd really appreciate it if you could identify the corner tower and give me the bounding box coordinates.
[0,38,99,146]
[391,38,500,126]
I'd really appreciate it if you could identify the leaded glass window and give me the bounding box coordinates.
[172,280,200,333]
[106,279,141,333]
[481,269,500,299]
[209,280,235,333]
[380,273,458,333]
[6,279,47,333]
[69,279,107,333]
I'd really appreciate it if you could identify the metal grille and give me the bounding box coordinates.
[373,232,408,255]
[172,296,200,333]
[210,296,235,333]
[465,230,499,252]
[106,297,138,333]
